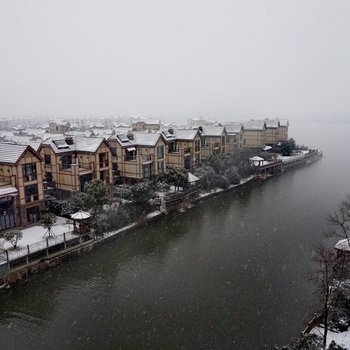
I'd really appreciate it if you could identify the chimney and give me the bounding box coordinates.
[168,128,174,135]
[65,136,74,145]
[127,132,134,140]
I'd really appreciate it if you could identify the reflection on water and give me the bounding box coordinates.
[0,121,349,349]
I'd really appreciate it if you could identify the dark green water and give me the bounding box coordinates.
[0,121,348,349]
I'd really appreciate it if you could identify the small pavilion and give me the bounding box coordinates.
[70,210,91,234]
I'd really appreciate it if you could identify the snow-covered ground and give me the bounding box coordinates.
[311,326,350,348]
[0,218,76,262]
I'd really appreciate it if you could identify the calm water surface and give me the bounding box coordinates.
[0,120,349,349]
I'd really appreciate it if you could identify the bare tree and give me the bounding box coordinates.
[310,245,338,350]
[327,195,350,246]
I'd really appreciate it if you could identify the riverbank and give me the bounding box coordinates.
[0,149,323,288]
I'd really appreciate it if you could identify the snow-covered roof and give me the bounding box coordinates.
[71,210,91,220]
[200,126,225,137]
[224,122,243,134]
[133,133,161,146]
[188,172,199,183]
[335,239,350,252]
[0,143,28,164]
[265,119,280,128]
[175,129,199,140]
[242,120,266,131]
[109,132,162,147]
[89,128,114,137]
[42,136,106,153]
[250,156,264,161]
[0,187,18,197]
[279,119,289,127]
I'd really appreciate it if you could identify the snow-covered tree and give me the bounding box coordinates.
[3,229,23,249]
[41,212,57,237]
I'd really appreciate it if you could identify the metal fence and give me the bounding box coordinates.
[0,230,95,273]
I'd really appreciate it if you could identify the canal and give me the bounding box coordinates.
[0,120,349,349]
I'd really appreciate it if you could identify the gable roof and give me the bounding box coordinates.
[42,136,107,154]
[265,119,280,128]
[0,143,40,164]
[174,129,199,141]
[109,132,162,147]
[242,120,266,131]
[200,126,225,137]
[279,119,289,127]
[133,133,162,147]
[224,122,243,134]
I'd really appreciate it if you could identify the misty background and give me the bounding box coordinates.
[1,0,350,124]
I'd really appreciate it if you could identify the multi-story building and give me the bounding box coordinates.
[0,143,45,230]
[49,121,71,134]
[131,117,160,132]
[199,126,227,160]
[242,121,266,148]
[224,122,243,153]
[265,119,280,145]
[162,128,201,171]
[108,132,166,183]
[39,136,113,193]
[279,119,289,142]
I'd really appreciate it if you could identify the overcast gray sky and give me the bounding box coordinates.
[1,0,349,123]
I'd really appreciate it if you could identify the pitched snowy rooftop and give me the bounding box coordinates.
[42,136,105,153]
[175,129,199,140]
[0,143,28,164]
[242,120,266,131]
[201,126,225,136]
[265,119,280,128]
[133,133,161,146]
[335,239,350,252]
[224,122,243,134]
[279,119,289,127]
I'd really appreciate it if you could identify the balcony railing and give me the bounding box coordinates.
[23,174,37,182]
[79,163,93,170]
[59,164,72,171]
[25,194,39,203]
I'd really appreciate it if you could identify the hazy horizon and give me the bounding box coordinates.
[1,0,350,125]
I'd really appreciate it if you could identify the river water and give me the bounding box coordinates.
[0,120,349,349]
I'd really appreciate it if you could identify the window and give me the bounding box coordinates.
[143,164,152,180]
[27,206,40,223]
[158,160,164,174]
[195,140,200,152]
[157,145,164,159]
[183,147,191,154]
[44,154,51,165]
[61,155,72,170]
[201,138,208,147]
[184,155,191,170]
[99,153,108,167]
[25,184,39,203]
[168,142,177,153]
[111,148,117,157]
[0,197,15,230]
[125,148,136,161]
[22,163,37,181]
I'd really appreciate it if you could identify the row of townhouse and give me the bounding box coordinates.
[0,118,289,231]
